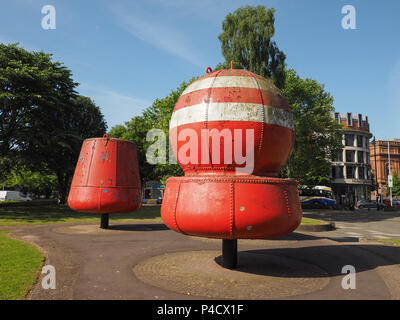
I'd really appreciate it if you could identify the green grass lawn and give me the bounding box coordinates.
[375,239,400,246]
[0,205,162,226]
[0,204,324,227]
[0,200,22,204]
[300,217,327,225]
[0,230,44,300]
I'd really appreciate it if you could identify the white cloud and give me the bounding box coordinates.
[111,4,204,67]
[78,83,152,129]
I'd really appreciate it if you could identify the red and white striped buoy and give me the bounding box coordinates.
[169,67,294,176]
[162,66,301,242]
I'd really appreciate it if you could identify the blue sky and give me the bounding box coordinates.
[1,0,399,139]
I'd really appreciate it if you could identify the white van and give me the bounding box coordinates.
[0,191,32,202]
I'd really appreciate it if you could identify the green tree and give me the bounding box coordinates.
[109,80,195,182]
[0,157,13,185]
[4,166,57,198]
[218,5,286,88]
[281,69,344,186]
[21,95,107,203]
[0,43,77,159]
[0,43,107,203]
[389,171,400,197]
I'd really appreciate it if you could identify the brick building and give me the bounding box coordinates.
[331,112,373,205]
[370,139,400,199]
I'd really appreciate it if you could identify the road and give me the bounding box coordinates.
[303,208,400,240]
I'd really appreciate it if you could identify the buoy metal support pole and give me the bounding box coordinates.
[222,239,237,269]
[100,214,109,229]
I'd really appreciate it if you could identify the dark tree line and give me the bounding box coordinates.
[0,43,107,203]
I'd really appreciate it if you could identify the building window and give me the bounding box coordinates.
[366,152,370,164]
[335,112,340,124]
[347,113,352,126]
[357,151,364,163]
[358,167,365,179]
[357,135,363,147]
[335,151,343,162]
[332,166,344,179]
[345,134,354,146]
[346,166,355,179]
[346,150,355,162]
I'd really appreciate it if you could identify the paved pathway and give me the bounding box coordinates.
[303,209,400,240]
[3,216,400,300]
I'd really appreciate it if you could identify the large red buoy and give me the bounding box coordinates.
[161,66,302,268]
[68,134,142,228]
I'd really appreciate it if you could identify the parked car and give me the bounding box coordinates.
[383,199,400,206]
[356,199,386,209]
[0,191,32,202]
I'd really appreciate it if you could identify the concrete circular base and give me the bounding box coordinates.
[133,250,331,299]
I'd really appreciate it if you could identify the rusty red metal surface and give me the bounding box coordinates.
[161,67,302,239]
[162,176,301,239]
[68,135,142,214]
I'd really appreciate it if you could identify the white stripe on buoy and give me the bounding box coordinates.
[170,102,294,130]
[181,76,279,96]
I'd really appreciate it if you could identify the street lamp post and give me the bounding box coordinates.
[388,141,393,207]
[373,137,380,210]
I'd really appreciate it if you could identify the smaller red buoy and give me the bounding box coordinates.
[68,136,142,228]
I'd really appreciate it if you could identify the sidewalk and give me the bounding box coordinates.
[8,221,400,300]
